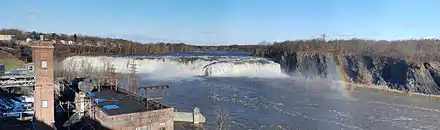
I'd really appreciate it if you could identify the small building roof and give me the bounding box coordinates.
[93,88,169,116]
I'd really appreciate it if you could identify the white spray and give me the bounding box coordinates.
[62,56,288,79]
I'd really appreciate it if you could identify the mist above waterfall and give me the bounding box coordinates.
[62,55,287,79]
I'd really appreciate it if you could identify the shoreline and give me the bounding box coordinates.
[293,76,440,99]
[342,81,440,98]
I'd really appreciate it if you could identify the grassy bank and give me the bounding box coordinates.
[0,50,25,72]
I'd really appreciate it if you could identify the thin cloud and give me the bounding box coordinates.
[24,10,40,14]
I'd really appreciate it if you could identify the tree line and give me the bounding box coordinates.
[255,39,440,62]
[2,29,440,63]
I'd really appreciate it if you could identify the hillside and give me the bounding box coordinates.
[3,28,440,95]
[2,29,440,63]
[0,29,262,60]
[0,50,25,72]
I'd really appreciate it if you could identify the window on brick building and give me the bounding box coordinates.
[41,60,48,69]
[42,100,48,108]
[135,125,151,130]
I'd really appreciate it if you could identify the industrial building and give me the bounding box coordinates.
[74,87,174,129]
[0,34,16,41]
[1,40,205,130]
[27,41,175,129]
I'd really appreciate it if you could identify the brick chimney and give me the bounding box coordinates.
[30,41,55,127]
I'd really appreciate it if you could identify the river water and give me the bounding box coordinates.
[142,77,440,130]
[65,52,440,130]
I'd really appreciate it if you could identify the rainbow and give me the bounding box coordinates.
[330,55,353,99]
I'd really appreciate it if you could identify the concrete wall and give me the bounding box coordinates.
[94,107,174,130]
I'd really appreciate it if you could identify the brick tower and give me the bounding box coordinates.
[31,41,55,127]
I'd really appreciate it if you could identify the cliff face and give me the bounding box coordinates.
[275,52,440,95]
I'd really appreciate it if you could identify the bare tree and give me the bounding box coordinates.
[211,88,229,130]
[53,60,64,78]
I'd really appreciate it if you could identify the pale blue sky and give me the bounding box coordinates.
[1,0,440,45]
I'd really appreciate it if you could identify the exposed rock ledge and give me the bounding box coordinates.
[274,51,440,95]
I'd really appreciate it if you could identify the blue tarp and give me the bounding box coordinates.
[103,105,120,110]
[4,113,20,118]
[95,98,107,103]
[86,93,96,97]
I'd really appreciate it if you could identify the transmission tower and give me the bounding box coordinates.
[128,59,139,95]
[108,64,117,89]
[321,33,327,42]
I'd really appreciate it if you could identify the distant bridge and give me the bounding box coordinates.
[0,75,35,88]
